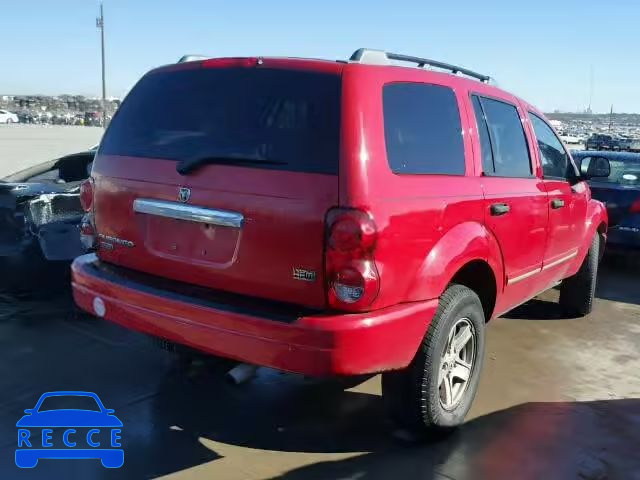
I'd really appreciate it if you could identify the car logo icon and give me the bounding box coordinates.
[15,391,123,468]
[178,187,191,203]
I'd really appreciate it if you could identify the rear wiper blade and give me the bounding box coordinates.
[177,155,287,175]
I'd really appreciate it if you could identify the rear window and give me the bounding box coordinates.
[383,83,465,175]
[100,67,341,174]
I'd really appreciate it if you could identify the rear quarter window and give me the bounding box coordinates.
[383,83,465,175]
[99,67,341,174]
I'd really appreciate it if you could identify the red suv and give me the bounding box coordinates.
[72,48,608,434]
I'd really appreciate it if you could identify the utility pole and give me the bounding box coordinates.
[96,2,106,127]
[608,104,614,132]
[588,65,594,114]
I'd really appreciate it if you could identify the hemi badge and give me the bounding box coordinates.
[292,268,316,282]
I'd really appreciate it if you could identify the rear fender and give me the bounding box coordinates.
[406,222,504,305]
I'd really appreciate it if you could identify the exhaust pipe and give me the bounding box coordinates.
[226,363,258,385]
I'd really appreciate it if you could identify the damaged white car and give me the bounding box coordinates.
[0,148,95,288]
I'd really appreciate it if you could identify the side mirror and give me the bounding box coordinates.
[105,409,115,414]
[23,409,34,414]
[580,156,611,178]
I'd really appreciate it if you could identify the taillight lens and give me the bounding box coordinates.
[79,178,94,212]
[325,208,380,311]
[328,210,377,254]
[631,199,640,213]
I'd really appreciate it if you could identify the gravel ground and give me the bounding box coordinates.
[0,124,102,178]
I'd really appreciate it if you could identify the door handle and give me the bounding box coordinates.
[490,203,510,216]
[551,199,565,209]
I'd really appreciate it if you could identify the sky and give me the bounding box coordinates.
[1,0,639,113]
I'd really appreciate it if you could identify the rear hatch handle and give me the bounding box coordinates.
[133,198,244,228]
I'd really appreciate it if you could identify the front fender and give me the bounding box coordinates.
[575,199,608,269]
[405,221,504,301]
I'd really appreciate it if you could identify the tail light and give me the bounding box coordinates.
[631,199,640,214]
[325,208,380,311]
[80,214,97,250]
[79,178,96,249]
[79,178,94,212]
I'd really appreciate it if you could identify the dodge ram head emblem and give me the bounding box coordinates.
[178,187,191,203]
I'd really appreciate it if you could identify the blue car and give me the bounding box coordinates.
[573,151,640,250]
[15,391,123,468]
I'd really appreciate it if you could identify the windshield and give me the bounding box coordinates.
[37,395,101,412]
[99,67,341,174]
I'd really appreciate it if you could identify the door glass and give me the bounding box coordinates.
[479,97,532,177]
[383,83,465,175]
[529,113,576,179]
[471,95,495,174]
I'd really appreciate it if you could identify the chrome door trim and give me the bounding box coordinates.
[507,267,541,285]
[133,199,244,228]
[542,251,578,271]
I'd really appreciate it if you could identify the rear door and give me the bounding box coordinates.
[92,61,342,308]
[470,94,548,309]
[528,113,587,279]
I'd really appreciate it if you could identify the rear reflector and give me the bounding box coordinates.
[93,297,106,317]
[631,199,640,213]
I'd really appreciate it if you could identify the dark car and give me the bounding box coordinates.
[585,134,622,151]
[573,151,640,250]
[0,148,95,289]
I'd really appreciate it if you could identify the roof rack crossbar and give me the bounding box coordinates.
[350,48,492,83]
[177,54,209,63]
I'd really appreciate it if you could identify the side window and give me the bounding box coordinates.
[471,95,495,174]
[383,83,465,175]
[529,113,576,180]
[477,97,532,177]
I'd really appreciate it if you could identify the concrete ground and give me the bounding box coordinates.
[0,255,638,480]
[0,125,102,178]
[0,122,638,478]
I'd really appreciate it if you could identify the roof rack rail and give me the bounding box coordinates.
[177,54,209,63]
[349,48,492,83]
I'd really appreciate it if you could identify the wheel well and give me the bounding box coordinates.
[449,260,497,321]
[597,222,607,262]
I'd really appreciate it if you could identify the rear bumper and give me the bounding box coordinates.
[71,254,437,376]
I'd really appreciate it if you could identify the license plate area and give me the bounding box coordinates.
[142,216,240,266]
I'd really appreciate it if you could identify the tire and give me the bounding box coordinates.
[6,118,13,124]
[382,284,485,437]
[559,234,600,316]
